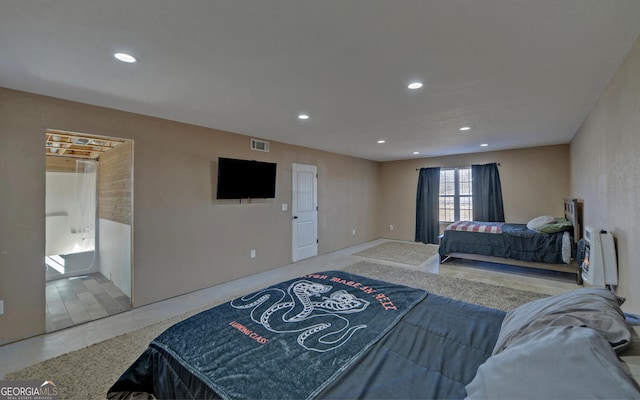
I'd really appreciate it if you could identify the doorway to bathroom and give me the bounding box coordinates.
[45,129,134,332]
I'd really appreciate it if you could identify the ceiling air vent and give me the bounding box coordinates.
[251,138,270,152]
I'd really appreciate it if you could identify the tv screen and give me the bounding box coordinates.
[216,157,277,199]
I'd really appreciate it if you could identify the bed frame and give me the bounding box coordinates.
[440,198,583,278]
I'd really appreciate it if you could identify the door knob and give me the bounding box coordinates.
[293,216,298,219]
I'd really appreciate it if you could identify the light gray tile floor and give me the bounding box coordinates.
[45,273,131,332]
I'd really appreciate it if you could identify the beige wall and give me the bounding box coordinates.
[571,35,640,313]
[378,145,571,241]
[2,32,639,344]
[0,88,380,344]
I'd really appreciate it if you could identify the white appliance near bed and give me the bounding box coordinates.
[581,226,618,287]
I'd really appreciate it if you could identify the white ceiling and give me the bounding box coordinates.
[2,1,640,162]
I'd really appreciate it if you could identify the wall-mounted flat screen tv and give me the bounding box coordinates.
[216,157,277,199]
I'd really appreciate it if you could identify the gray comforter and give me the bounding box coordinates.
[439,223,568,264]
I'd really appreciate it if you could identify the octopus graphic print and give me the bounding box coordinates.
[148,271,427,400]
[230,279,370,352]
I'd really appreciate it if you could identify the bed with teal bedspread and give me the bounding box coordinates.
[108,271,638,399]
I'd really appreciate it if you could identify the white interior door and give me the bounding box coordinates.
[292,163,318,262]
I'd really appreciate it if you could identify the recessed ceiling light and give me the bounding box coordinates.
[114,53,137,63]
[459,126,471,131]
[413,151,420,155]
[480,143,489,147]
[407,82,423,90]
[298,114,309,120]
[377,140,386,144]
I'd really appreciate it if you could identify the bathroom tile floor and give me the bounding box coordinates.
[46,273,131,332]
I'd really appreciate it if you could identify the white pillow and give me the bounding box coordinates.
[492,287,631,355]
[526,215,555,231]
[466,326,640,399]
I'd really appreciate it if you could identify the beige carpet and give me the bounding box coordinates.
[344,261,547,311]
[353,241,439,265]
[5,263,548,399]
[3,308,213,400]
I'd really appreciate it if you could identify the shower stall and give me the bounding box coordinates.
[45,159,98,279]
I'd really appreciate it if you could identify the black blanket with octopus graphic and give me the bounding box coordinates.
[107,271,428,399]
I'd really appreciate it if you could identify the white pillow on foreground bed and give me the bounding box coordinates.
[465,326,640,399]
[493,287,631,355]
[526,215,555,231]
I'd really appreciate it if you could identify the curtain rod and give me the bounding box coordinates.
[415,163,500,171]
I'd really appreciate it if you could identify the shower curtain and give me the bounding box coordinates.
[71,159,98,247]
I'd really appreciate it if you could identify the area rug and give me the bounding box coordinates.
[343,261,548,311]
[4,263,548,399]
[353,241,439,265]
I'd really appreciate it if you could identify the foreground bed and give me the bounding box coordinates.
[108,270,639,399]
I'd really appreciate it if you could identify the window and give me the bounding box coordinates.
[439,167,472,222]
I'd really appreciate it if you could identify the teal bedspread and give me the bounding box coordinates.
[108,271,505,399]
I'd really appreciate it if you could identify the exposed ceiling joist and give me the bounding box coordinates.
[45,130,125,160]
